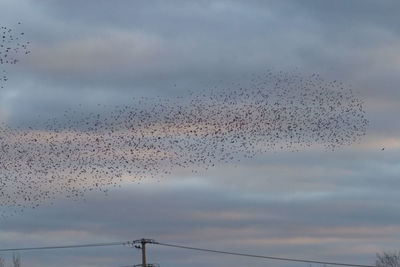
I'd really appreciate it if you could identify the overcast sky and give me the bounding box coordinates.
[0,1,400,266]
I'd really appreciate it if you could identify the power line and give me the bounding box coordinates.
[0,239,376,267]
[154,242,375,267]
[0,241,130,252]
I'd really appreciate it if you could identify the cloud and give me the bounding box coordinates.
[25,30,164,76]
[1,182,397,266]
[0,1,400,266]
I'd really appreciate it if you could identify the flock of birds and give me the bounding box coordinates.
[0,70,368,217]
[0,23,31,89]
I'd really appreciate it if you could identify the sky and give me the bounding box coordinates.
[0,0,400,266]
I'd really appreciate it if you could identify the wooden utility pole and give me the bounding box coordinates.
[132,238,157,267]
[141,238,146,267]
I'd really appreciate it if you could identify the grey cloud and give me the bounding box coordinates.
[0,182,396,266]
[12,0,398,103]
[6,0,398,101]
[0,1,399,266]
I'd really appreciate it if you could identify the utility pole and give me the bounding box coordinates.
[141,239,146,267]
[131,238,158,267]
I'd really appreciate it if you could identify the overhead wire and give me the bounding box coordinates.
[0,241,130,252]
[154,242,375,267]
[0,239,376,267]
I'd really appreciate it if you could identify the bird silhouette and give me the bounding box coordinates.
[0,23,31,89]
[0,68,368,217]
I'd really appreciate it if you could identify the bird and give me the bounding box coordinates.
[0,23,31,91]
[0,70,368,217]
